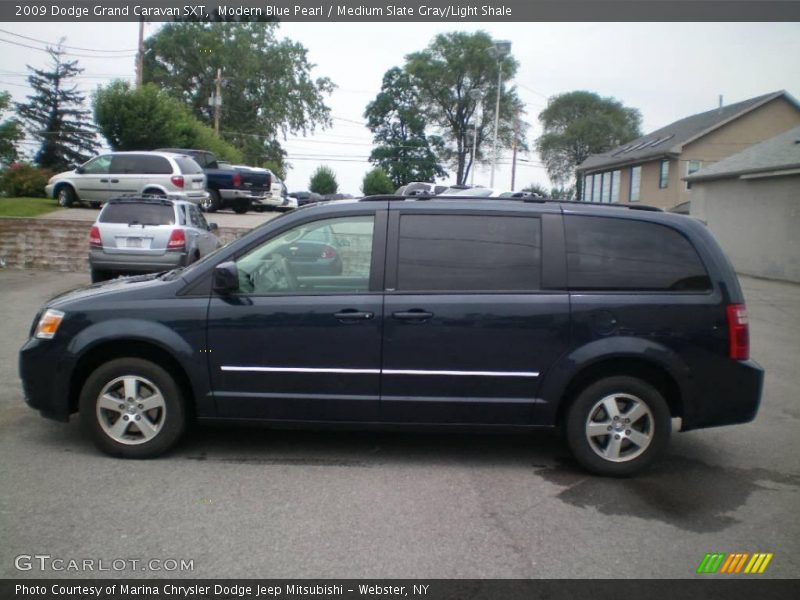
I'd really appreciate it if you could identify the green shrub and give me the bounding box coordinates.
[361,168,395,196]
[0,163,51,198]
[309,166,338,195]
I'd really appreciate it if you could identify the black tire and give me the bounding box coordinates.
[565,376,671,477]
[90,268,111,283]
[143,189,166,198]
[232,199,250,214]
[79,358,186,458]
[56,186,76,208]
[89,202,101,209]
[202,189,221,213]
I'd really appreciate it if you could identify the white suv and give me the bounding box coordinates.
[46,151,209,208]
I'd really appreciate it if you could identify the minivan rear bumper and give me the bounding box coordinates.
[682,358,764,431]
[88,249,188,272]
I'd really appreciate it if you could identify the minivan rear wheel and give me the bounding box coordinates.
[565,376,671,476]
[79,358,185,458]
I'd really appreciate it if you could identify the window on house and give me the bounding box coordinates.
[630,166,641,202]
[686,160,702,190]
[659,160,670,189]
[583,175,590,201]
[610,170,621,203]
[592,173,601,202]
[601,172,611,203]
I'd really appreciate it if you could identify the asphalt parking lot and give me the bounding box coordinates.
[0,270,798,579]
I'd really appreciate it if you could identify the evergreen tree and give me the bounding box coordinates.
[16,44,98,171]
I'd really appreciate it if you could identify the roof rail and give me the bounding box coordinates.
[358,194,663,211]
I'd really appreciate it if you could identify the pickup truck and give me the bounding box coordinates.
[156,148,272,214]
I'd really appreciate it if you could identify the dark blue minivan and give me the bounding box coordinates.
[19,196,764,475]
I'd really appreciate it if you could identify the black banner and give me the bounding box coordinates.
[2,580,800,600]
[2,0,800,22]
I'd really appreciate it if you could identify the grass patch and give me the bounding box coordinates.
[0,196,60,218]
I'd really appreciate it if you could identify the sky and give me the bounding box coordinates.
[1,21,799,194]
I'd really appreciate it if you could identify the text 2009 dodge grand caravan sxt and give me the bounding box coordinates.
[19,196,764,476]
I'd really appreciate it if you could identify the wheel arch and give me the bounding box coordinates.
[538,337,691,428]
[553,357,684,428]
[53,181,78,200]
[68,339,197,422]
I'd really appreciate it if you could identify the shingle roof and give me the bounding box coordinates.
[685,125,800,182]
[578,91,798,172]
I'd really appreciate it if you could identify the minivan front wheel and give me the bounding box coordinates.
[79,358,185,458]
[565,376,671,476]
[57,186,75,207]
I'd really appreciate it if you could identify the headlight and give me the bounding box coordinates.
[34,309,65,340]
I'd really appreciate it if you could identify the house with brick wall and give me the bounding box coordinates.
[576,90,800,210]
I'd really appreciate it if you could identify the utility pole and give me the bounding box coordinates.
[135,16,145,87]
[214,68,222,137]
[510,114,519,191]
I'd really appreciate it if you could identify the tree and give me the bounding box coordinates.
[522,183,549,197]
[364,67,446,187]
[404,31,526,185]
[144,22,334,169]
[536,91,641,197]
[309,166,338,195]
[0,92,22,166]
[16,45,98,171]
[361,168,395,196]
[94,80,242,162]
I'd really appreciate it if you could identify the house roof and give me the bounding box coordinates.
[685,125,800,182]
[578,90,799,172]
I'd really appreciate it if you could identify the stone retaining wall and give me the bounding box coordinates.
[0,217,246,273]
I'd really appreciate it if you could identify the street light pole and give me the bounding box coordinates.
[469,89,483,186]
[488,40,511,189]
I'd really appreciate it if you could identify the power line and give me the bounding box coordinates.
[0,28,137,53]
[0,37,137,59]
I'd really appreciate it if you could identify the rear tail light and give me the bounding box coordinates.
[232,172,242,188]
[320,246,337,259]
[726,304,750,360]
[170,175,185,188]
[89,226,102,248]
[167,229,186,251]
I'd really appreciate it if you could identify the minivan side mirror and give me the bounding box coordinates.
[75,166,85,174]
[213,261,239,293]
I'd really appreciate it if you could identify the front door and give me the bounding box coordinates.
[75,155,112,202]
[380,209,570,424]
[207,209,387,421]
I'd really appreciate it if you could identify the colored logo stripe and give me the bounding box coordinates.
[697,552,773,574]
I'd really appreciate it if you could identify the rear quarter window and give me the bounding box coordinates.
[565,215,711,291]
[99,203,176,226]
[176,157,204,175]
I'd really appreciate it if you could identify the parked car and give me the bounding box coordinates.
[290,191,324,206]
[87,196,220,283]
[45,152,209,208]
[156,149,272,214]
[232,165,295,212]
[20,196,763,476]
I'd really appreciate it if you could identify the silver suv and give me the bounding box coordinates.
[88,197,220,282]
[46,152,209,208]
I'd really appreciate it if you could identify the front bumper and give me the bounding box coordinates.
[88,249,188,272]
[45,184,55,199]
[221,189,283,208]
[20,337,74,421]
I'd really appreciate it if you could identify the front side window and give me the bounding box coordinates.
[82,155,111,174]
[235,215,374,295]
[630,166,642,201]
[397,214,541,292]
[659,160,670,189]
[565,215,711,291]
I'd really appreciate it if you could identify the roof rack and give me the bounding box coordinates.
[358,194,663,212]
